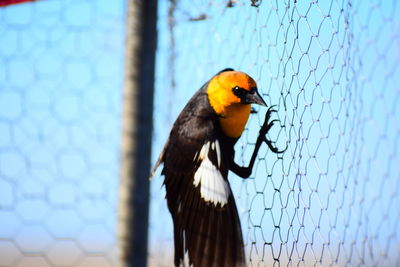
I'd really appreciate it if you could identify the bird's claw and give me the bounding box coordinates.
[265,105,277,119]
[259,106,287,154]
[264,138,287,154]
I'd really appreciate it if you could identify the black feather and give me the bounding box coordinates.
[155,75,246,267]
[217,67,235,74]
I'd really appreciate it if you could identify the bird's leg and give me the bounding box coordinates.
[229,105,285,178]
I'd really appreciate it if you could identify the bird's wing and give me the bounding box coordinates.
[149,137,168,180]
[161,109,245,267]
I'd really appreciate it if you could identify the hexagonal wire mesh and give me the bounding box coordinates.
[0,1,125,266]
[1,0,399,266]
[149,0,400,266]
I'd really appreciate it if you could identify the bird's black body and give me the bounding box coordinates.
[151,69,284,267]
[157,83,245,267]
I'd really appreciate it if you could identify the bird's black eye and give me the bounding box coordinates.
[232,86,246,97]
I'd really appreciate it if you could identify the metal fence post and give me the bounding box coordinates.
[118,0,157,266]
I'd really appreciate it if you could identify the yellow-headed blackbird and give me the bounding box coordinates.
[151,68,282,267]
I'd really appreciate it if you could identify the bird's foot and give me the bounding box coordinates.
[259,105,287,154]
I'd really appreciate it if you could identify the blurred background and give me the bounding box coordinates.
[0,0,399,266]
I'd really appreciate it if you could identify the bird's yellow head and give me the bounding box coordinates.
[207,69,267,138]
[207,69,266,114]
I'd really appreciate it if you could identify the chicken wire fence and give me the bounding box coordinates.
[0,0,399,267]
[0,1,125,266]
[149,0,400,266]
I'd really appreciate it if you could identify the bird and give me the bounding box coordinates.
[150,68,283,267]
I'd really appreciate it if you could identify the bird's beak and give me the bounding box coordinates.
[245,90,267,107]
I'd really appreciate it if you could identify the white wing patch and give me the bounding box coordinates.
[193,141,229,207]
